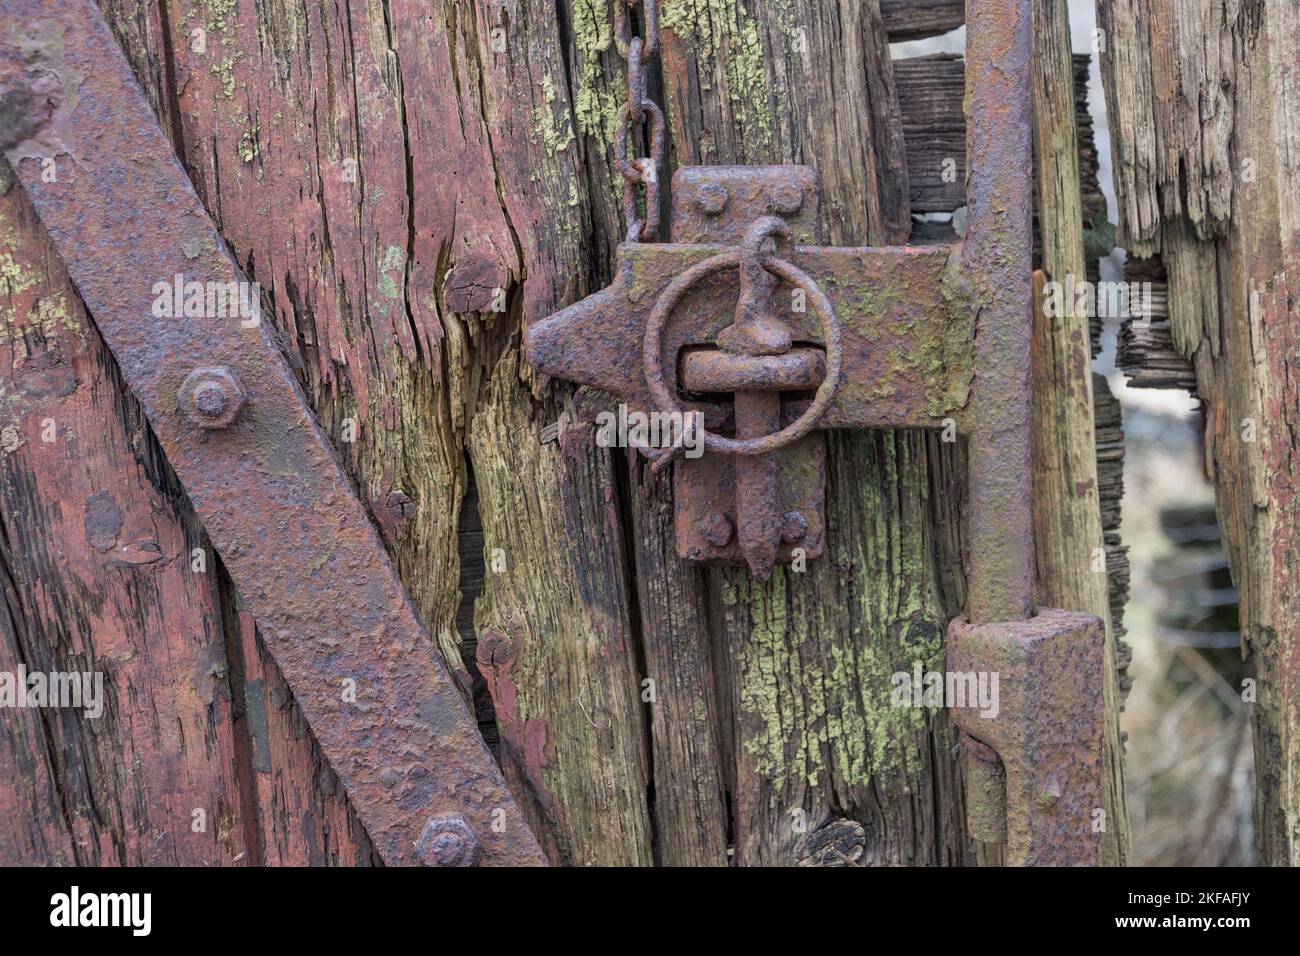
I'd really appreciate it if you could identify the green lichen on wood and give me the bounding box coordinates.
[237,124,260,163]
[570,0,621,148]
[373,244,405,316]
[191,0,241,99]
[727,431,948,796]
[730,568,940,789]
[0,231,80,349]
[0,250,38,299]
[531,74,577,156]
[211,55,238,99]
[197,0,238,31]
[729,570,816,784]
[660,0,777,155]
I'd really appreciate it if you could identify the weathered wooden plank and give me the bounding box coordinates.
[896,53,1104,220]
[626,458,729,866]
[657,0,972,866]
[0,173,249,865]
[56,0,441,867]
[470,363,653,865]
[1227,0,1300,866]
[1098,0,1300,863]
[1097,0,1234,256]
[464,0,655,864]
[90,0,655,864]
[1029,0,1130,865]
[880,0,964,42]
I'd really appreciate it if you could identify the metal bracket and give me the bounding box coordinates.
[0,0,544,866]
[947,610,1105,865]
[529,164,971,580]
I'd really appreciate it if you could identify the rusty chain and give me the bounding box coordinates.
[613,0,663,242]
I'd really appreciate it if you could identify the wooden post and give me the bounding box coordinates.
[1030,0,1132,865]
[1097,0,1300,864]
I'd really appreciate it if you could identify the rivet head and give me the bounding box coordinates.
[696,183,730,216]
[416,815,481,867]
[179,366,245,429]
[698,511,734,547]
[770,183,803,214]
[780,511,808,544]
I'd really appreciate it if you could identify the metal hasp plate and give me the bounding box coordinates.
[529,167,973,581]
[529,0,1107,865]
[0,0,544,866]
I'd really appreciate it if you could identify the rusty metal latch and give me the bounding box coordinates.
[529,0,1107,864]
[1,0,545,866]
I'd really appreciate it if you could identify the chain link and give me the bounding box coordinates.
[612,0,663,242]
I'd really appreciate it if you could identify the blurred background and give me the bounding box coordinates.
[894,1,1255,865]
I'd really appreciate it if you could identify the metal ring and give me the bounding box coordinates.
[642,252,843,457]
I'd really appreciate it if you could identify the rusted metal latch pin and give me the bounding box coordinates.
[639,215,842,577]
[529,0,1107,865]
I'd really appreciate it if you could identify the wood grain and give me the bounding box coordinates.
[0,0,1130,866]
[1029,0,1130,865]
[1098,0,1300,863]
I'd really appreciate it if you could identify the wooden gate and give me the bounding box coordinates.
[0,0,1129,865]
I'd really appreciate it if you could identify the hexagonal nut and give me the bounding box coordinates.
[178,366,246,429]
[416,815,481,867]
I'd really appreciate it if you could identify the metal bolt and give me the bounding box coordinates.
[698,511,734,547]
[179,366,245,429]
[770,183,804,214]
[780,511,808,544]
[696,183,730,216]
[416,815,481,867]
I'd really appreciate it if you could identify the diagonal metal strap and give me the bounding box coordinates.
[0,0,544,866]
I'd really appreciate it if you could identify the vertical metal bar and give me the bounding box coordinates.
[962,0,1036,626]
[731,394,782,579]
